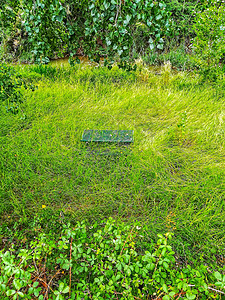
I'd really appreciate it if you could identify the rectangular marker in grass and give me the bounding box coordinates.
[81,130,134,143]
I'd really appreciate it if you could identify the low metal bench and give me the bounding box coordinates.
[81,130,134,143]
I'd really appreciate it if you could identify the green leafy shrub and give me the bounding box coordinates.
[0,64,35,114]
[0,64,25,114]
[163,0,211,42]
[0,0,22,61]
[0,217,224,299]
[0,0,170,66]
[193,5,225,81]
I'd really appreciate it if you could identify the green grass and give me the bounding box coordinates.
[0,63,224,268]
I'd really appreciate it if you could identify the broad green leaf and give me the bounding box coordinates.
[13,279,22,290]
[214,271,222,281]
[162,283,168,293]
[6,290,16,296]
[163,262,169,269]
[33,281,39,288]
[59,282,64,292]
[34,289,40,297]
[186,292,196,300]
[62,286,70,294]
[156,14,162,20]
[157,43,164,50]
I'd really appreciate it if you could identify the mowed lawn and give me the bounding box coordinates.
[0,63,224,265]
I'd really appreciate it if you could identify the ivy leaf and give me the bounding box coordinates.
[149,37,155,50]
[157,43,164,50]
[147,19,152,27]
[106,38,111,46]
[104,2,110,10]
[56,15,63,22]
[89,4,95,10]
[156,14,162,20]
[124,15,131,25]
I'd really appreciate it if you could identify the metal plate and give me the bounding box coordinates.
[81,130,134,143]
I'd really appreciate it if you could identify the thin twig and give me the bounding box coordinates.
[188,284,225,295]
[114,0,122,26]
[43,254,47,287]
[33,257,39,276]
[114,290,119,300]
[44,269,61,299]
[120,226,135,256]
[114,291,142,299]
[208,286,225,295]
[37,277,55,293]
[156,292,164,300]
[87,286,93,299]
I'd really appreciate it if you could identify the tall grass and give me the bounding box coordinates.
[0,63,224,267]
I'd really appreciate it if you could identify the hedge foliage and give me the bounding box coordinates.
[0,0,170,65]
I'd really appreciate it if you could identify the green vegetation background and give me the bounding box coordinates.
[0,0,225,299]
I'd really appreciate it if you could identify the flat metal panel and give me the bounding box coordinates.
[81,130,134,143]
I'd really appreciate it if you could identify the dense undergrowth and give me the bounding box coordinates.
[1,217,225,300]
[0,63,224,298]
[1,0,224,77]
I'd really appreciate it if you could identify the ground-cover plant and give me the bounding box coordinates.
[0,63,36,115]
[0,64,24,114]
[193,5,225,81]
[0,217,224,299]
[0,64,224,285]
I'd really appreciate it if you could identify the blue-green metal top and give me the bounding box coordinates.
[81,130,134,143]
